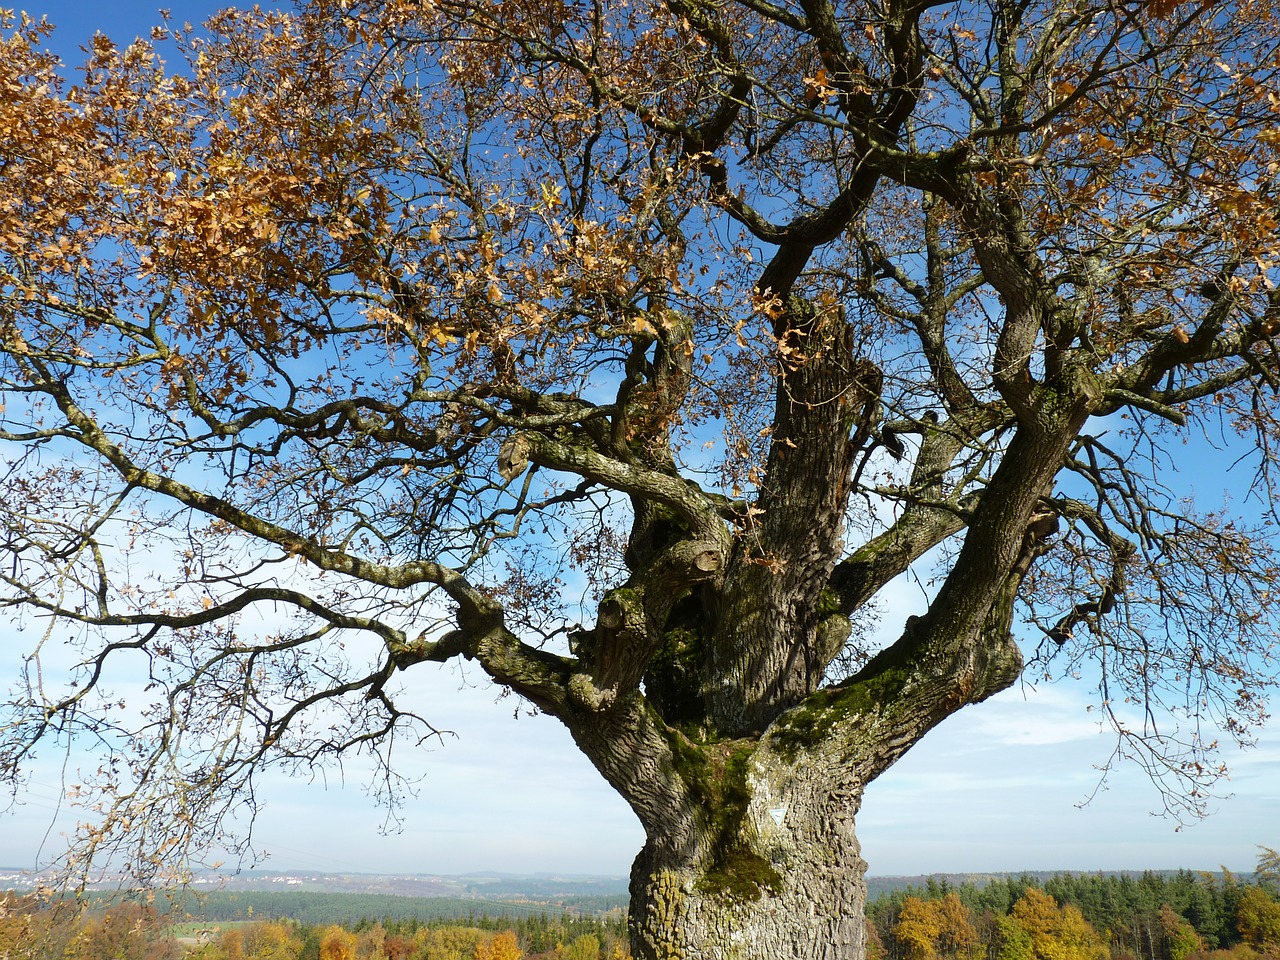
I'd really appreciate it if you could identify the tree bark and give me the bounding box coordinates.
[575,575,1030,958]
[628,787,870,960]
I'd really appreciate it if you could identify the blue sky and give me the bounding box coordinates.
[0,0,1275,881]
[4,652,1275,877]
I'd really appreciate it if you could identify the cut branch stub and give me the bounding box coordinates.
[497,434,531,481]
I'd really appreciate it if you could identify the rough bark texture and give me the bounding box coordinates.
[628,792,868,960]
[618,605,1026,959]
[572,533,1036,959]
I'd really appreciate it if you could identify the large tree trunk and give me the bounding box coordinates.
[562,691,877,959]
[628,776,870,960]
[619,635,1022,959]
[571,591,1029,960]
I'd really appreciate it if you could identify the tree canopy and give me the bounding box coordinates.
[3,0,1280,954]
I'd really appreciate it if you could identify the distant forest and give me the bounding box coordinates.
[158,890,628,925]
[865,853,1280,960]
[2,852,1279,960]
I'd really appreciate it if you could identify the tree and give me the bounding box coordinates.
[1257,849,1280,894]
[64,904,176,960]
[557,933,598,960]
[222,928,248,960]
[897,897,949,960]
[476,931,524,960]
[994,914,1038,960]
[1010,889,1109,960]
[244,921,304,960]
[2,0,1280,956]
[0,894,49,960]
[355,923,387,960]
[318,926,357,960]
[1235,888,1280,951]
[895,894,981,960]
[1159,904,1205,960]
[415,925,488,960]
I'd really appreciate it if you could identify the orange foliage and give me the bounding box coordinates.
[894,894,980,960]
[318,925,357,960]
[475,930,523,960]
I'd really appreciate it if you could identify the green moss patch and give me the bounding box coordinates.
[768,662,911,759]
[663,732,782,902]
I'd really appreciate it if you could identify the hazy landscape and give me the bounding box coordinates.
[5,861,1280,960]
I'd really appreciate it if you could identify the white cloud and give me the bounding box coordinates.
[951,684,1108,747]
[857,677,1278,877]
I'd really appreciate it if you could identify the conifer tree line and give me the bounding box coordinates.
[866,859,1280,960]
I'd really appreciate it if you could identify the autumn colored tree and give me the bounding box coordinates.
[1010,889,1110,960]
[1235,888,1280,952]
[243,921,304,960]
[356,922,388,960]
[221,927,248,960]
[0,898,180,960]
[4,0,1280,956]
[415,925,489,960]
[383,934,416,960]
[62,903,181,960]
[0,894,64,960]
[895,894,981,960]
[0,903,31,960]
[319,925,358,960]
[475,930,524,960]
[563,933,605,960]
[1159,904,1206,960]
[897,896,946,960]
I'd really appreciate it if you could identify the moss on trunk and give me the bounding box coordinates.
[768,661,911,759]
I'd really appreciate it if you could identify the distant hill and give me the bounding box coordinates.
[189,870,633,900]
[0,868,634,922]
[1,866,1245,920]
[159,889,629,924]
